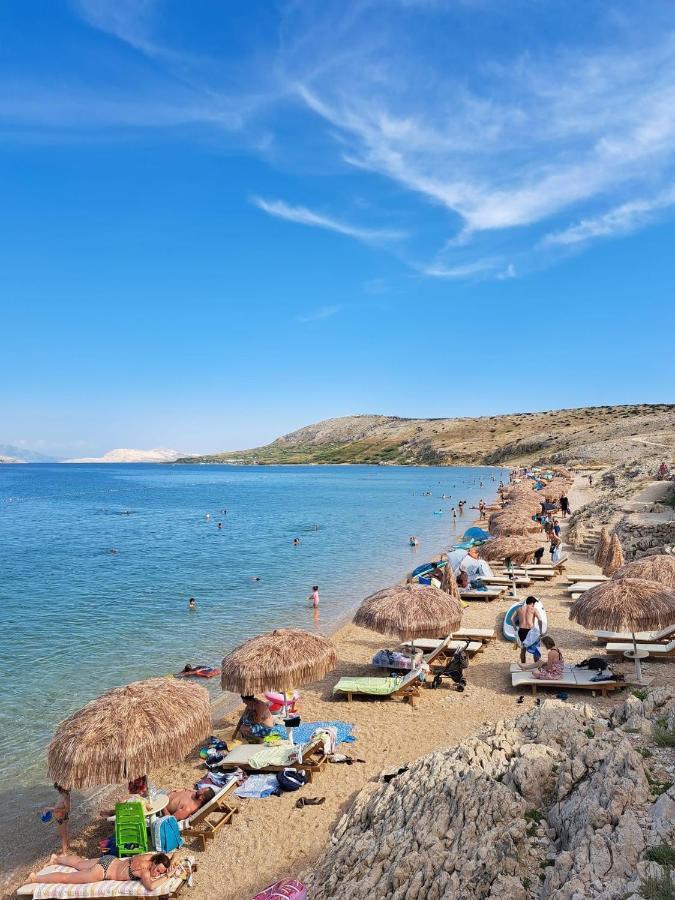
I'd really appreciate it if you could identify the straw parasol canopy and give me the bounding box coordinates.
[353,583,462,642]
[491,518,541,537]
[440,562,461,601]
[603,533,625,576]
[613,554,675,589]
[48,677,212,790]
[594,526,610,567]
[478,535,544,565]
[538,481,566,501]
[569,578,675,681]
[221,628,337,695]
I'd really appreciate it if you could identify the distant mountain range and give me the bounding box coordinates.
[64,448,184,463]
[0,444,57,463]
[176,403,675,468]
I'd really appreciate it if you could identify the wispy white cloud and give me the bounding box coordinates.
[422,259,499,279]
[251,196,405,243]
[296,304,342,323]
[542,187,675,247]
[72,0,168,59]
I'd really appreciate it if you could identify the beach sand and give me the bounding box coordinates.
[6,475,674,900]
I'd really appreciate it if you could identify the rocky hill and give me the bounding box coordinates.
[304,692,675,900]
[64,448,183,463]
[177,403,675,467]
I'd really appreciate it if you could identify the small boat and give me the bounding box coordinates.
[503,601,548,642]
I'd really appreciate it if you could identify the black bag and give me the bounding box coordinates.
[275,768,308,792]
[576,656,608,672]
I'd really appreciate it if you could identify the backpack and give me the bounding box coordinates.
[275,768,308,792]
[151,815,184,853]
[576,657,608,672]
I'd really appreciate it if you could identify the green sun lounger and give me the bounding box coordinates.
[333,668,422,706]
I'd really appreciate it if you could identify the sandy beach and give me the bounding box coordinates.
[6,474,674,900]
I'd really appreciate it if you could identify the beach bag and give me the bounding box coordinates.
[275,768,308,792]
[151,815,184,853]
[253,878,307,900]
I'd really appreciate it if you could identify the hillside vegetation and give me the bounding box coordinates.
[177,403,675,467]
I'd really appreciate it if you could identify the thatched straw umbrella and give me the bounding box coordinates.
[478,536,544,566]
[353,583,463,659]
[613,555,675,589]
[491,517,542,537]
[48,677,211,790]
[569,578,675,681]
[538,481,566,501]
[603,533,625,576]
[221,628,337,698]
[594,526,610,567]
[440,562,461,601]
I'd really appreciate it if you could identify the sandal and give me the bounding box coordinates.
[295,797,325,808]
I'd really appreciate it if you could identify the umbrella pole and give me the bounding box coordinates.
[631,632,642,683]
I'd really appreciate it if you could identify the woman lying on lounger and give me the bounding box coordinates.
[27,851,174,889]
[518,635,564,680]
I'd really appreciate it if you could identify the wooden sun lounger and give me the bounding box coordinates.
[333,668,422,706]
[594,625,675,644]
[564,574,607,585]
[605,640,675,658]
[454,626,496,643]
[565,581,602,595]
[181,778,239,850]
[216,737,327,783]
[459,588,505,602]
[479,575,532,587]
[509,663,619,697]
[399,638,483,665]
[18,865,189,898]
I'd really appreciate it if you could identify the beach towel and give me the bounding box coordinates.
[234,774,280,799]
[277,720,356,744]
[21,865,185,898]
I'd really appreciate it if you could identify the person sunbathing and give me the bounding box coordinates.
[164,786,215,820]
[27,851,174,889]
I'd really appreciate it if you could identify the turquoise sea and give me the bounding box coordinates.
[0,462,504,862]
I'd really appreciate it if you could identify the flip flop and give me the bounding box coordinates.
[295,797,325,808]
[517,696,525,704]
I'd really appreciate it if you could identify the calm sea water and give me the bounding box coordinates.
[0,463,504,792]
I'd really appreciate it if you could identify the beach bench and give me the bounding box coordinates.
[564,574,607,585]
[399,637,483,666]
[605,640,675,659]
[479,575,532,587]
[17,864,189,899]
[565,582,602,598]
[333,667,422,706]
[509,663,619,697]
[215,737,327,783]
[594,625,675,644]
[454,626,496,643]
[459,588,505,602]
[180,778,239,850]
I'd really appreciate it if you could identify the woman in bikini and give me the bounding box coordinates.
[27,851,174,889]
[518,635,564,680]
[234,695,284,742]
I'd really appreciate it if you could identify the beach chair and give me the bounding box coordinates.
[551,554,569,572]
[180,779,239,850]
[564,574,607,585]
[565,581,603,596]
[17,864,189,899]
[333,667,422,706]
[399,638,483,664]
[509,663,619,697]
[115,801,149,857]
[459,588,505,602]
[479,575,532,587]
[453,627,496,643]
[593,624,675,644]
[216,737,328,783]
[604,640,675,659]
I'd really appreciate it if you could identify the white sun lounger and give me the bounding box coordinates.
[510,663,619,697]
[479,576,532,587]
[594,625,675,644]
[565,582,602,595]
[459,588,505,602]
[605,640,675,658]
[564,574,607,584]
[18,865,188,898]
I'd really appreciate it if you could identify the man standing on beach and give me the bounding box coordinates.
[513,597,543,664]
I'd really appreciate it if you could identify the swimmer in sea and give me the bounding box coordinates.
[217,522,223,529]
[309,585,320,608]
[292,538,301,546]
[188,597,196,610]
[252,576,261,581]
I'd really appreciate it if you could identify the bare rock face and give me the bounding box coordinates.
[305,701,665,900]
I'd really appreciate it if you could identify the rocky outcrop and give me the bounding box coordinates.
[305,693,675,899]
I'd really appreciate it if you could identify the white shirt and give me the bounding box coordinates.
[460,557,493,580]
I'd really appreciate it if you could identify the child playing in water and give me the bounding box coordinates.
[309,586,320,608]
[42,784,70,854]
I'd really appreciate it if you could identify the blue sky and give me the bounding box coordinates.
[1,0,674,457]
